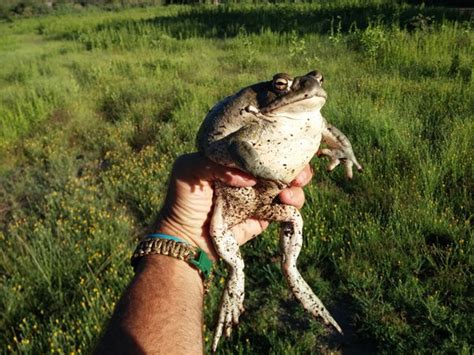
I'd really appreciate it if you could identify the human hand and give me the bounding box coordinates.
[154,153,313,260]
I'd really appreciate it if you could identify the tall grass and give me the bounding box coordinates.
[0,2,472,353]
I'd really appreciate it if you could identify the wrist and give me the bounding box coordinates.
[154,217,219,261]
[131,234,214,292]
[135,254,204,294]
[154,218,195,246]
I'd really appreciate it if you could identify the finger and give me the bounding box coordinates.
[232,303,240,325]
[327,158,341,171]
[345,160,354,179]
[213,315,224,351]
[174,153,257,187]
[219,168,257,187]
[354,159,363,171]
[279,186,305,209]
[225,312,232,337]
[290,164,313,187]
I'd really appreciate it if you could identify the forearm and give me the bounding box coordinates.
[95,255,205,355]
[321,118,339,148]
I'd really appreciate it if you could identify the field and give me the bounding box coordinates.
[0,2,472,353]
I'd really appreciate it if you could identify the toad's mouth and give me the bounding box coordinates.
[262,92,327,116]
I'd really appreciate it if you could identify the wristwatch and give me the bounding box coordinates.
[131,234,213,283]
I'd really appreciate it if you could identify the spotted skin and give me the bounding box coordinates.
[210,181,343,352]
[279,222,342,334]
[257,205,341,332]
[198,71,362,351]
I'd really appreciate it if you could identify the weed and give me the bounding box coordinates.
[329,16,343,44]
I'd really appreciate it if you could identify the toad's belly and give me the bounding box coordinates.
[252,114,324,183]
[254,133,322,183]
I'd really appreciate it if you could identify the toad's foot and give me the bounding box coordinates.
[320,124,363,179]
[210,192,246,352]
[212,271,245,352]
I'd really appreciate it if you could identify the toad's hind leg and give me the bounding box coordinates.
[254,204,343,334]
[210,184,249,352]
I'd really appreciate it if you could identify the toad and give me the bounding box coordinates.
[197,71,362,351]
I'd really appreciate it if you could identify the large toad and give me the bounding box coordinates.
[197,71,362,351]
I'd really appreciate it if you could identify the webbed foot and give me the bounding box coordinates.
[212,274,245,352]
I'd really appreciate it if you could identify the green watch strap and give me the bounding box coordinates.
[189,248,213,280]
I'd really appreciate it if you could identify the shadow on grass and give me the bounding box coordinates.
[56,3,471,42]
[148,3,470,38]
[318,298,379,355]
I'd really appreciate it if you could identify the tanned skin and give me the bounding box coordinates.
[94,153,312,354]
[94,255,205,354]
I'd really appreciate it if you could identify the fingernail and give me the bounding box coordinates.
[300,171,308,181]
[294,172,306,186]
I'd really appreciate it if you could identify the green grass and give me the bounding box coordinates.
[0,2,472,353]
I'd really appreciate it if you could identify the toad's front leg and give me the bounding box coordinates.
[319,119,363,179]
[210,192,246,352]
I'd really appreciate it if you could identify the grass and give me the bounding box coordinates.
[0,2,472,353]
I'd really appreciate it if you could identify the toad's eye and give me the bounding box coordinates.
[307,70,324,85]
[273,78,288,91]
[272,73,293,92]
